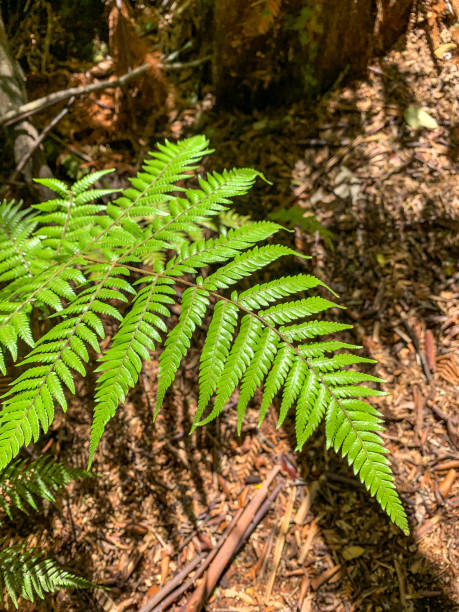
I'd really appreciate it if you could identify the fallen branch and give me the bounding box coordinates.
[139,508,244,612]
[264,485,296,603]
[235,482,283,556]
[183,465,281,612]
[1,56,211,127]
[6,97,75,188]
[137,552,206,612]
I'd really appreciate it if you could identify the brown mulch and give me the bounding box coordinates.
[3,9,459,612]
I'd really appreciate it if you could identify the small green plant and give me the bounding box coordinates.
[0,456,92,607]
[0,136,408,534]
[269,204,334,249]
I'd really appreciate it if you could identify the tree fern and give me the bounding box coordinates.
[0,456,92,608]
[0,136,409,534]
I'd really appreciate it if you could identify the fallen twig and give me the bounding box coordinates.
[310,564,341,590]
[235,482,283,556]
[399,313,432,382]
[139,509,244,612]
[264,485,296,603]
[138,553,205,612]
[183,465,281,612]
[1,56,211,127]
[428,401,459,449]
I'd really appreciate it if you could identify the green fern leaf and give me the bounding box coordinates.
[89,276,175,466]
[261,296,343,324]
[166,221,282,276]
[194,300,239,426]
[0,456,91,520]
[259,344,295,426]
[204,245,306,290]
[295,372,327,447]
[236,327,279,430]
[238,273,334,309]
[325,398,409,534]
[0,136,408,536]
[156,286,209,414]
[199,314,262,429]
[0,544,92,608]
[277,356,308,427]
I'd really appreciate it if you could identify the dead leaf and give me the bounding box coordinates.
[342,545,365,560]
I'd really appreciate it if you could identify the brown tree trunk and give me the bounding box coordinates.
[210,0,414,107]
[0,15,52,196]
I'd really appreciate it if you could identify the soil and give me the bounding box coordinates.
[1,6,458,612]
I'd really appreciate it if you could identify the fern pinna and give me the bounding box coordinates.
[0,456,92,607]
[0,136,408,534]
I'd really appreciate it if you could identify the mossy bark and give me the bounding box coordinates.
[210,0,414,107]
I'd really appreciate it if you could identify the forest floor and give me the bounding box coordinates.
[3,10,458,612]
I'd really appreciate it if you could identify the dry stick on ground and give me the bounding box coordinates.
[137,552,206,612]
[139,509,244,612]
[234,482,283,556]
[1,56,211,127]
[153,485,283,612]
[264,485,297,603]
[398,312,432,382]
[298,514,324,565]
[183,465,282,612]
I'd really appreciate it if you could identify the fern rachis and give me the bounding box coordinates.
[0,136,409,535]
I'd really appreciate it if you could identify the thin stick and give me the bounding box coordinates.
[234,482,283,556]
[264,485,296,603]
[1,56,211,127]
[9,97,75,183]
[139,508,244,612]
[138,552,205,612]
[1,65,149,127]
[184,465,281,612]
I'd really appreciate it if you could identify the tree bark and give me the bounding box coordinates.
[210,0,415,108]
[0,15,52,195]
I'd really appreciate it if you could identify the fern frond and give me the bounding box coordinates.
[0,543,91,608]
[259,344,294,425]
[108,136,212,225]
[165,221,282,276]
[144,167,263,248]
[238,273,334,309]
[198,314,263,428]
[0,456,90,521]
[0,136,408,535]
[261,296,343,324]
[0,201,40,373]
[0,200,39,284]
[0,262,130,469]
[236,327,279,430]
[195,300,239,425]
